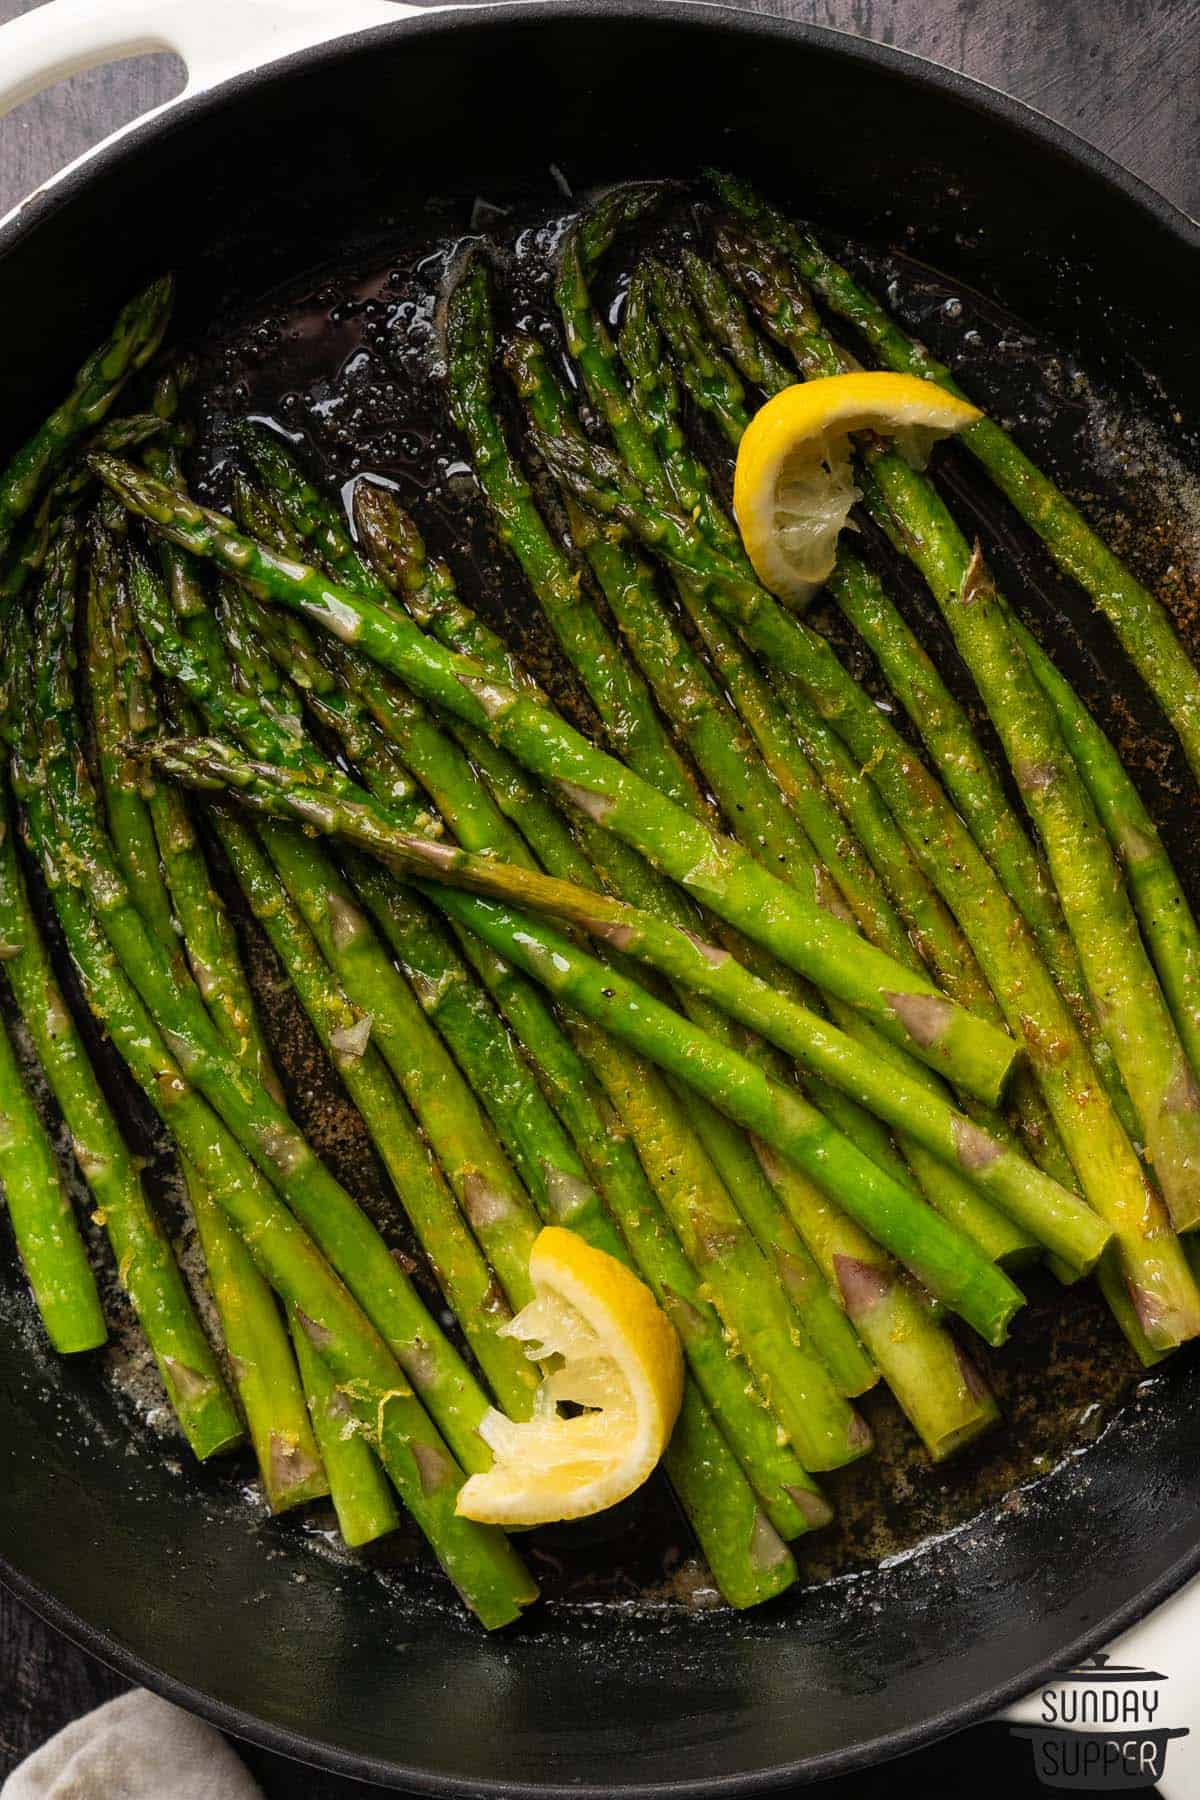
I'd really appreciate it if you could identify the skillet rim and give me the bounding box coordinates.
[1,2,1198,1791]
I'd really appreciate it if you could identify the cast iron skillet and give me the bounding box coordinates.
[2,3,1199,1792]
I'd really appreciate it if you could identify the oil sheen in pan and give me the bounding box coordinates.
[15,179,1198,1618]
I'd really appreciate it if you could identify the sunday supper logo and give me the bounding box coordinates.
[1009,1655,1189,1790]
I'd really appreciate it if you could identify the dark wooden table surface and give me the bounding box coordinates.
[0,0,1196,1793]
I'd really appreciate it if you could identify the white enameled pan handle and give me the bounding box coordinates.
[0,0,416,221]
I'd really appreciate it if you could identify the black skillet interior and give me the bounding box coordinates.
[2,4,1200,1793]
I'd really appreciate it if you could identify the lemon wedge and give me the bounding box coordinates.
[733,371,981,607]
[455,1226,684,1526]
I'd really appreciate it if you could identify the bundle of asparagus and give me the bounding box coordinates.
[2,173,1198,1628]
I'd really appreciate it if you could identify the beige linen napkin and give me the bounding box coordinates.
[2,1689,263,1799]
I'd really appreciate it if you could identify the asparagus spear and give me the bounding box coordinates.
[188,1166,328,1512]
[689,229,1084,1003]
[449,256,704,812]
[356,482,540,697]
[511,425,1200,1351]
[94,458,1021,1108]
[354,488,993,1463]
[347,514,985,1425]
[233,423,394,608]
[289,1305,400,1547]
[825,521,1138,1137]
[132,555,546,1336]
[0,994,106,1353]
[220,721,872,1468]
[119,621,447,1538]
[0,414,169,606]
[232,767,808,1582]
[0,277,173,563]
[544,219,1016,1267]
[85,533,326,1509]
[711,173,1200,787]
[1010,613,1200,1085]
[228,599,821,1578]
[131,442,993,1382]
[396,898,1023,1346]
[135,752,380,1519]
[206,792,803,1592]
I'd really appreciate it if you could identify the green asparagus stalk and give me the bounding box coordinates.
[21,779,532,1620]
[711,173,1200,786]
[0,414,169,605]
[823,534,1138,1135]
[362,877,830,1539]
[85,534,325,1507]
[510,426,1200,1351]
[414,890,1024,1346]
[134,706,383,1515]
[336,547,881,1404]
[121,646,415,1538]
[212,741,806,1588]
[355,482,541,698]
[684,234,1087,1008]
[135,453,985,1404]
[539,238,1023,1190]
[233,423,395,607]
[225,587,819,1581]
[546,219,1015,1268]
[133,559,545,1332]
[289,1304,400,1546]
[0,278,173,562]
[0,587,240,1455]
[1009,615,1200,1090]
[187,1164,328,1512]
[0,996,106,1353]
[94,460,1021,1108]
[353,491,994,1464]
